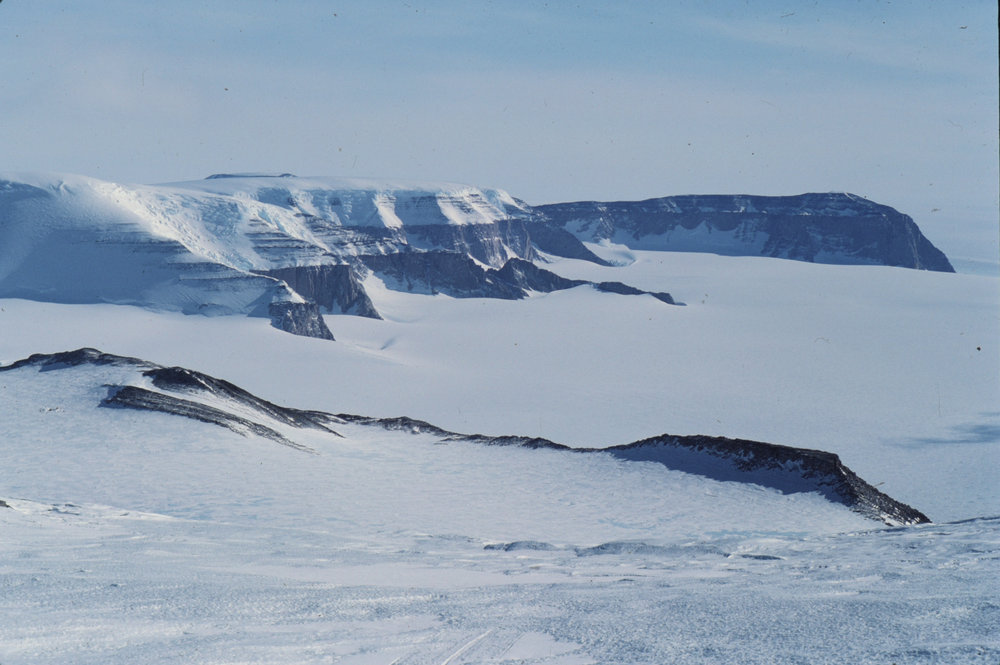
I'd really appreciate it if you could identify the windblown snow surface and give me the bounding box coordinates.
[1,242,998,662]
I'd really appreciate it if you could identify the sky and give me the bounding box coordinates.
[1,1,997,269]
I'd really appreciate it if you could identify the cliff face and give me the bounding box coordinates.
[260,265,380,319]
[536,193,954,272]
[1,174,956,343]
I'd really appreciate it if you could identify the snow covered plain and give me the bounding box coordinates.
[1,246,998,663]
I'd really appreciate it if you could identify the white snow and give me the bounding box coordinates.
[1,175,997,662]
[164,174,530,227]
[1,250,996,521]
[0,350,997,663]
[0,172,538,317]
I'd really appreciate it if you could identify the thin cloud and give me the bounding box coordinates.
[691,12,989,80]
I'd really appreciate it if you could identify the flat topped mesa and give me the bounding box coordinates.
[0,172,954,342]
[206,172,297,179]
[536,192,954,272]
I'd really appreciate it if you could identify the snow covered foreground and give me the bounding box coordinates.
[0,245,997,663]
[0,350,996,664]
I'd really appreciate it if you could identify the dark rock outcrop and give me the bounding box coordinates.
[361,251,520,298]
[593,281,675,305]
[605,434,929,525]
[337,413,927,525]
[490,258,584,293]
[103,385,319,453]
[142,365,343,434]
[360,253,679,305]
[405,219,537,267]
[522,221,612,265]
[261,264,380,319]
[267,301,335,340]
[537,193,954,272]
[0,347,156,372]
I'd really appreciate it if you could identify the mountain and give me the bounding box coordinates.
[0,173,631,339]
[0,174,954,343]
[536,192,955,271]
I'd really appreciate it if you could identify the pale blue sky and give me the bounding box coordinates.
[1,1,997,267]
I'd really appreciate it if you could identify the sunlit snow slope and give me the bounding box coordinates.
[0,347,996,664]
[0,248,995,521]
[0,172,552,335]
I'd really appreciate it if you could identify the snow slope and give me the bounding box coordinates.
[1,348,996,664]
[0,172,544,328]
[1,251,995,522]
[172,173,532,228]
[0,173,304,316]
[1,172,996,662]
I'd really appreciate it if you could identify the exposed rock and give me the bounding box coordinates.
[102,385,318,453]
[360,253,679,305]
[361,251,523,298]
[605,434,930,525]
[206,172,296,179]
[142,365,343,433]
[490,258,585,293]
[267,301,335,340]
[339,413,928,525]
[261,264,380,319]
[537,193,954,272]
[0,347,156,372]
[406,219,536,267]
[522,221,612,265]
[483,540,559,552]
[594,281,675,305]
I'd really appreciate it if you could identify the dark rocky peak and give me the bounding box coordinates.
[267,301,336,340]
[0,348,155,373]
[606,434,929,525]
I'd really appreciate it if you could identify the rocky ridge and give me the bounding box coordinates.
[0,348,930,526]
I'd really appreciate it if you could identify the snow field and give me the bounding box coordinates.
[0,245,998,662]
[4,249,993,520]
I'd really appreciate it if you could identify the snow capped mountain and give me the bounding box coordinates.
[537,192,955,271]
[1,173,954,342]
[0,172,618,338]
